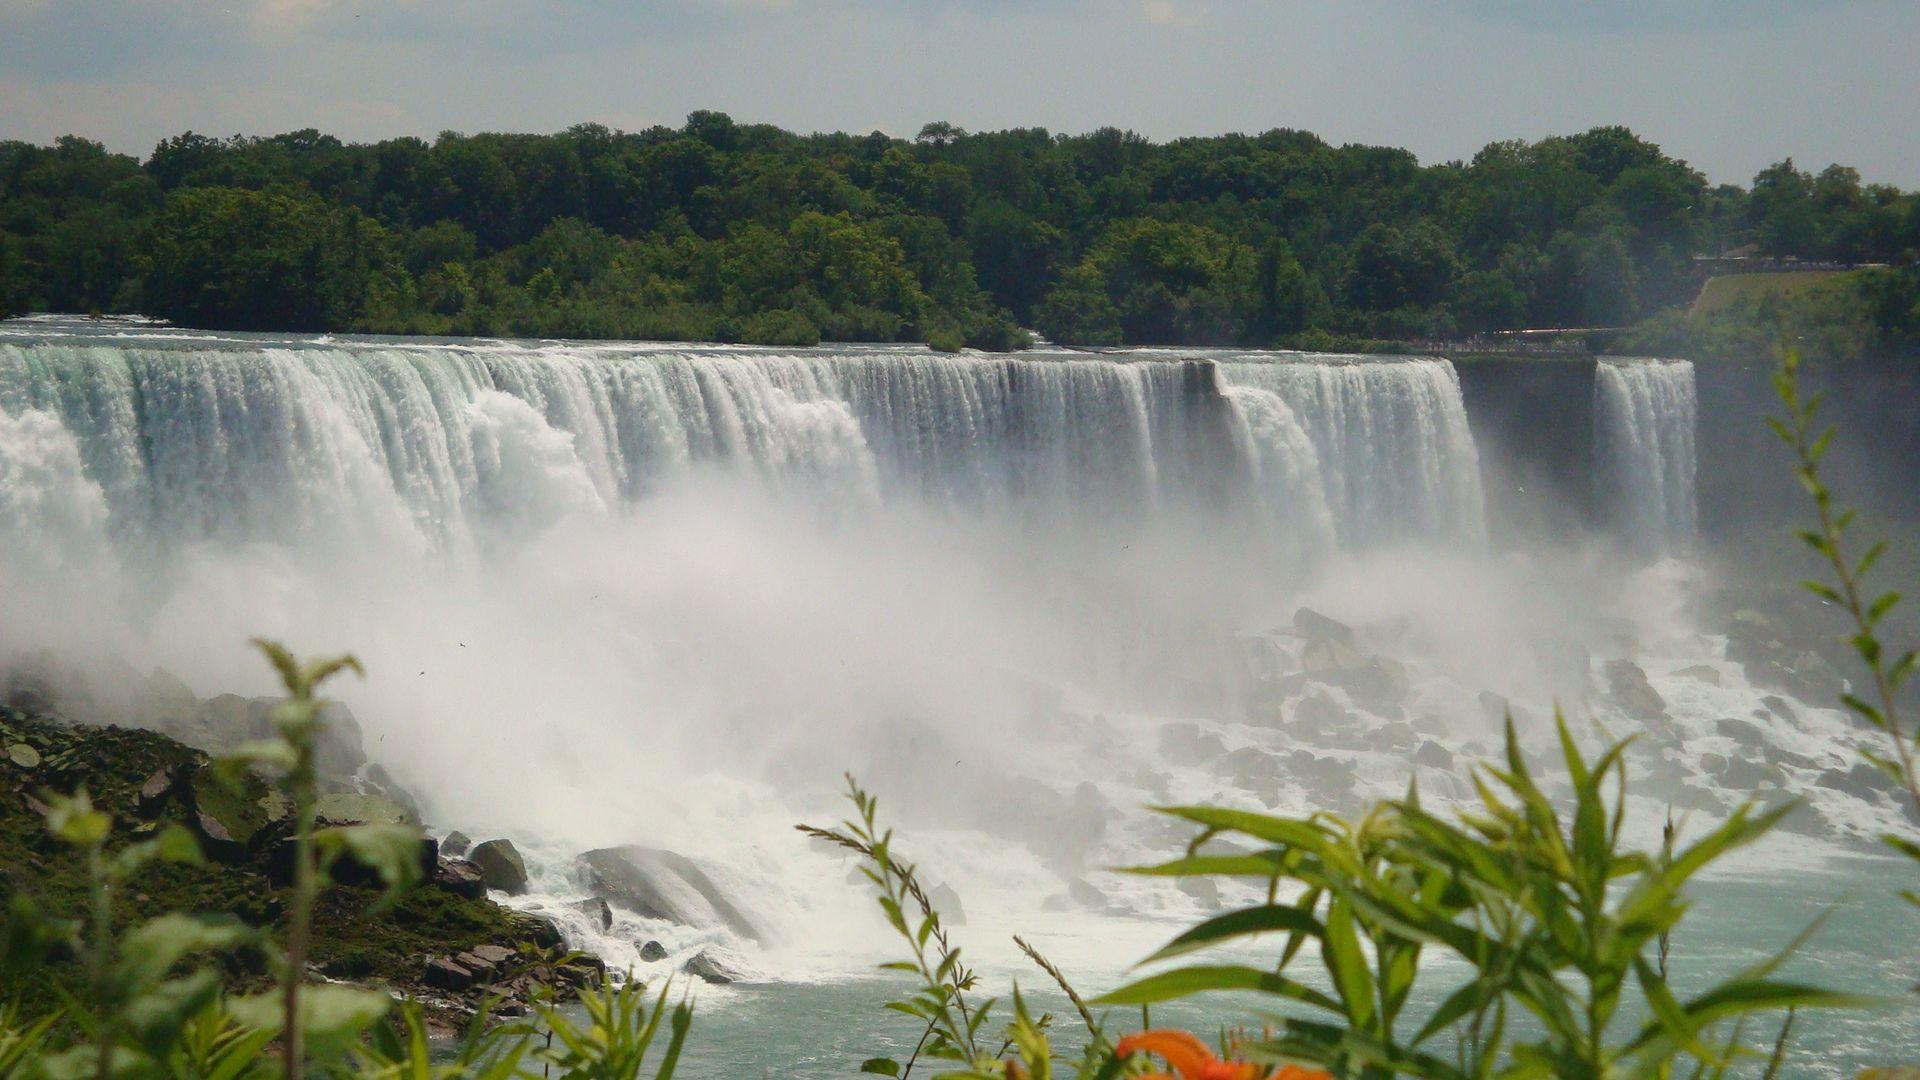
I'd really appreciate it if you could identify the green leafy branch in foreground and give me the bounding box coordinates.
[1771,349,1920,883]
[799,778,997,1077]
[1097,717,1855,1080]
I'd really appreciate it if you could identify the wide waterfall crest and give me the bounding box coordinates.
[1594,357,1699,553]
[0,337,1487,557]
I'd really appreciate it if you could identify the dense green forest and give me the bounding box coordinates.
[1,114,1916,350]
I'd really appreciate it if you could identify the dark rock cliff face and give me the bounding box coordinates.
[1695,356,1920,539]
[1453,356,1598,543]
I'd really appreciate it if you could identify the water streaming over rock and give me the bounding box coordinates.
[1594,357,1699,553]
[0,332,1486,560]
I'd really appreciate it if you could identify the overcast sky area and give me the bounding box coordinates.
[3,0,1916,187]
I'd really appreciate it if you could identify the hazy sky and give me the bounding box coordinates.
[3,0,1916,186]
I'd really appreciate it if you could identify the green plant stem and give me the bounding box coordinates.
[1778,356,1920,817]
[283,731,315,1080]
[87,837,112,1080]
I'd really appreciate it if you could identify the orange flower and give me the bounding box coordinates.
[1113,1029,1329,1080]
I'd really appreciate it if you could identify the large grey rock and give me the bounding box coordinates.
[1714,718,1769,749]
[435,857,486,900]
[314,792,412,826]
[568,897,614,931]
[576,846,760,941]
[471,839,529,895]
[424,956,476,992]
[1294,607,1358,649]
[638,940,669,962]
[927,883,968,927]
[1413,740,1453,769]
[1158,723,1226,765]
[682,950,742,985]
[442,830,472,858]
[1604,660,1667,722]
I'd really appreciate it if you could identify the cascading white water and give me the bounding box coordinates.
[1594,357,1699,553]
[1217,356,1487,548]
[0,336,1485,565]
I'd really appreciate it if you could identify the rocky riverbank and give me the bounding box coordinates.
[0,676,604,1033]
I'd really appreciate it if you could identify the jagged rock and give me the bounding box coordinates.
[145,668,196,704]
[470,839,529,895]
[1334,657,1411,712]
[136,767,176,816]
[1220,746,1282,802]
[558,954,606,989]
[516,914,565,951]
[928,883,968,927]
[470,943,514,966]
[682,950,741,985]
[1377,721,1417,750]
[1667,785,1726,814]
[1294,608,1358,648]
[1177,875,1221,909]
[1709,754,1782,791]
[435,857,486,900]
[442,830,472,858]
[576,846,759,941]
[1301,637,1369,680]
[1413,740,1453,769]
[424,957,476,992]
[359,762,421,824]
[1760,695,1797,722]
[568,897,614,931]
[313,702,367,777]
[1067,877,1107,910]
[1714,718,1769,748]
[1158,723,1226,765]
[456,950,499,982]
[638,940,669,962]
[1603,660,1667,722]
[1292,687,1353,741]
[1816,763,1896,801]
[1675,664,1722,686]
[1482,687,1512,722]
[314,792,412,827]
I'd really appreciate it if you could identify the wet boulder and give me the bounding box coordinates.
[576,846,760,941]
[1714,718,1769,750]
[1294,607,1359,649]
[425,956,476,992]
[682,950,742,985]
[1158,723,1227,765]
[442,830,472,858]
[434,857,486,900]
[638,940,669,962]
[470,839,529,895]
[568,897,614,932]
[928,883,968,927]
[1675,664,1722,686]
[314,792,413,827]
[1603,660,1667,723]
[1413,740,1453,770]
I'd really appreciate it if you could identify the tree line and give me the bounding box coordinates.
[1,114,1915,350]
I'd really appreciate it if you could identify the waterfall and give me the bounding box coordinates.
[1594,357,1698,553]
[1216,356,1487,548]
[0,333,1485,561]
